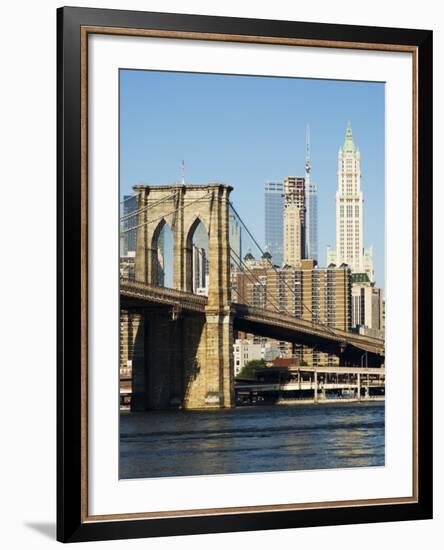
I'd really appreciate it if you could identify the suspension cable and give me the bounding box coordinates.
[120,194,137,205]
[230,252,284,316]
[120,191,178,222]
[121,191,211,234]
[229,201,338,337]
[230,248,290,316]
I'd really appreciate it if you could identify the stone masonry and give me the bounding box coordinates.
[123,184,234,409]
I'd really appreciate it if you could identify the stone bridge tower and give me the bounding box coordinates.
[128,184,234,409]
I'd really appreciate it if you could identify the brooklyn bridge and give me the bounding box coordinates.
[120,183,384,410]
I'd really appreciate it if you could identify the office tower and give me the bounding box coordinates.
[264,181,284,267]
[304,126,318,262]
[335,122,364,273]
[283,176,305,267]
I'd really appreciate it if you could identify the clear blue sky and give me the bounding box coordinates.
[120,69,385,288]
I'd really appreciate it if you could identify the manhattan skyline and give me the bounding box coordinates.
[120,69,385,287]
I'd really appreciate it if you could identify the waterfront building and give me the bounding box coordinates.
[305,125,319,262]
[264,181,284,266]
[233,338,262,376]
[283,176,306,267]
[232,256,352,365]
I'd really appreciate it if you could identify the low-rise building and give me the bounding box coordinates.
[233,338,262,376]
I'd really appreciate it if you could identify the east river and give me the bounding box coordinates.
[119,401,384,479]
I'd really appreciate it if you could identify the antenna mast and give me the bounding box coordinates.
[305,124,311,177]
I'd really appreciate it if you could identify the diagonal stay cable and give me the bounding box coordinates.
[229,201,338,337]
[120,194,138,205]
[230,252,284,316]
[121,191,212,234]
[230,248,290,316]
[120,191,178,222]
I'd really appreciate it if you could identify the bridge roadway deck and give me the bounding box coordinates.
[120,279,385,357]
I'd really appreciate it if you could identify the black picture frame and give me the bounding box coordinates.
[57,6,433,543]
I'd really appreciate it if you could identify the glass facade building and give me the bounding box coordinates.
[305,125,318,262]
[264,181,284,267]
[305,182,318,262]
[121,194,138,255]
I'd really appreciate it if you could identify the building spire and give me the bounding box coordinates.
[343,121,356,153]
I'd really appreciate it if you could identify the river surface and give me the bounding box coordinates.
[119,401,384,479]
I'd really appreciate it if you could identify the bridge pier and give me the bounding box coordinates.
[201,310,234,408]
[120,307,235,410]
[129,183,235,409]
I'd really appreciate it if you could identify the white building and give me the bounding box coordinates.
[233,339,262,376]
[327,123,374,282]
[283,204,303,267]
[351,276,384,337]
[335,122,364,272]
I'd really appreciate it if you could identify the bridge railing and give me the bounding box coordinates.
[120,277,208,311]
[233,302,384,349]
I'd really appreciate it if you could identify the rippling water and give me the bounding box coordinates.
[119,401,384,479]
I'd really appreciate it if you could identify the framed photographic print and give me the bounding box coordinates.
[57,6,433,543]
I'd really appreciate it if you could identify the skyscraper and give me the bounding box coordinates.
[304,125,318,262]
[264,181,284,266]
[284,206,303,268]
[122,195,138,255]
[335,122,364,272]
[192,246,209,295]
[283,176,305,268]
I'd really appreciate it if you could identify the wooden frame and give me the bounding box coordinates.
[57,6,433,543]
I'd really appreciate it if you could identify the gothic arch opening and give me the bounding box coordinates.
[186,218,209,295]
[151,219,174,288]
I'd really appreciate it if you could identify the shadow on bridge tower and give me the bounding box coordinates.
[126,184,234,410]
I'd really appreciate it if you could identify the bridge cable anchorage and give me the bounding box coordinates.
[229,201,338,338]
[230,249,291,316]
[120,191,179,222]
[120,191,211,234]
[230,254,283,316]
